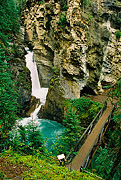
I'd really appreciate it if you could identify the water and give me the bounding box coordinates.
[17,117,64,151]
[39,119,64,151]
[17,47,64,150]
[25,47,41,99]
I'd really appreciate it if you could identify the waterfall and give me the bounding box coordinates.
[18,48,48,125]
[16,48,64,150]
[25,47,48,101]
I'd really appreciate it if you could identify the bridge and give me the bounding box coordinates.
[65,94,115,171]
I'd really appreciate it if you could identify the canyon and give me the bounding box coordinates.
[23,0,121,121]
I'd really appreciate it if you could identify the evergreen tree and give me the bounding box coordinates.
[8,121,45,154]
[14,0,26,15]
[0,0,20,151]
[0,58,18,151]
[52,104,82,155]
[107,77,121,179]
[90,77,121,180]
[0,0,20,35]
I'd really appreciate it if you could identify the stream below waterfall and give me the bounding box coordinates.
[16,48,64,151]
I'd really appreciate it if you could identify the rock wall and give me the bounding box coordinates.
[9,27,32,116]
[24,0,121,121]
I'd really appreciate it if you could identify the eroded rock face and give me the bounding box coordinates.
[9,27,32,116]
[24,0,121,121]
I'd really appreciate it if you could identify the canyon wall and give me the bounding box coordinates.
[9,27,32,115]
[24,0,121,122]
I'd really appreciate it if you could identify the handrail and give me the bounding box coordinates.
[65,101,107,162]
[83,105,115,168]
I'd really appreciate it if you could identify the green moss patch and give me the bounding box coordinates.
[0,150,100,179]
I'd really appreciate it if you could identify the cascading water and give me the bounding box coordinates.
[17,48,64,150]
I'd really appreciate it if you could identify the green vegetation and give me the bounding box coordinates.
[0,150,100,179]
[52,97,103,155]
[0,0,20,36]
[0,0,21,151]
[58,0,68,30]
[69,97,103,126]
[8,121,45,154]
[115,30,121,40]
[81,0,92,10]
[89,77,121,180]
[88,14,93,21]
[17,66,31,91]
[50,66,60,89]
[0,59,18,150]
[0,0,120,179]
[59,12,67,30]
[52,104,82,155]
[59,0,68,11]
[14,0,26,15]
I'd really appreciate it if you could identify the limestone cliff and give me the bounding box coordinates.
[24,0,121,121]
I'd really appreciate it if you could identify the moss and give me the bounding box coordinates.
[0,170,7,180]
[50,73,60,90]
[0,150,100,180]
[17,66,31,91]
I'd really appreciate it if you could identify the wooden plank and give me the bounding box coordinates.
[66,103,113,171]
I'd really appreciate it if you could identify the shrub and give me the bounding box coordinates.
[115,30,121,40]
[0,0,21,152]
[53,97,102,155]
[59,12,67,29]
[59,0,68,11]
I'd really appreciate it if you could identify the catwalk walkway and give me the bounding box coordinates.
[66,91,114,171]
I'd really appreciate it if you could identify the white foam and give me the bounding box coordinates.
[20,48,48,125]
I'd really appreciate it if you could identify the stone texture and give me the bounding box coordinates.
[24,0,121,121]
[9,27,32,116]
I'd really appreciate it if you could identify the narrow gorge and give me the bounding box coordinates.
[0,0,121,179]
[17,46,64,150]
[23,0,121,122]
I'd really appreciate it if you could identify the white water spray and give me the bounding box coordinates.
[19,48,48,125]
[15,48,64,150]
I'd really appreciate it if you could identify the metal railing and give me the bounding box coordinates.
[65,101,107,163]
[83,106,115,168]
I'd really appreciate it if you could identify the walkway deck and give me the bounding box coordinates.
[66,101,113,171]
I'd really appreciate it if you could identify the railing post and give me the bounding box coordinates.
[65,101,107,164]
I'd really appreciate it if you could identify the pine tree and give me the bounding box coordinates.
[0,0,20,151]
[0,58,18,151]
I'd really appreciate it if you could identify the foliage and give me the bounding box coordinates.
[108,77,121,103]
[0,0,21,151]
[0,170,7,180]
[14,0,26,15]
[52,66,59,75]
[52,97,102,155]
[59,0,68,11]
[59,12,67,30]
[89,77,121,180]
[115,30,121,40]
[8,121,45,154]
[52,105,82,155]
[0,150,100,179]
[81,0,92,9]
[70,97,103,126]
[0,0,20,36]
[90,147,114,179]
[0,55,19,151]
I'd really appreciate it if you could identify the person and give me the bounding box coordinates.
[80,165,83,172]
[57,154,66,166]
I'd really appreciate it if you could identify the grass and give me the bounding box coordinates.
[0,150,101,180]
